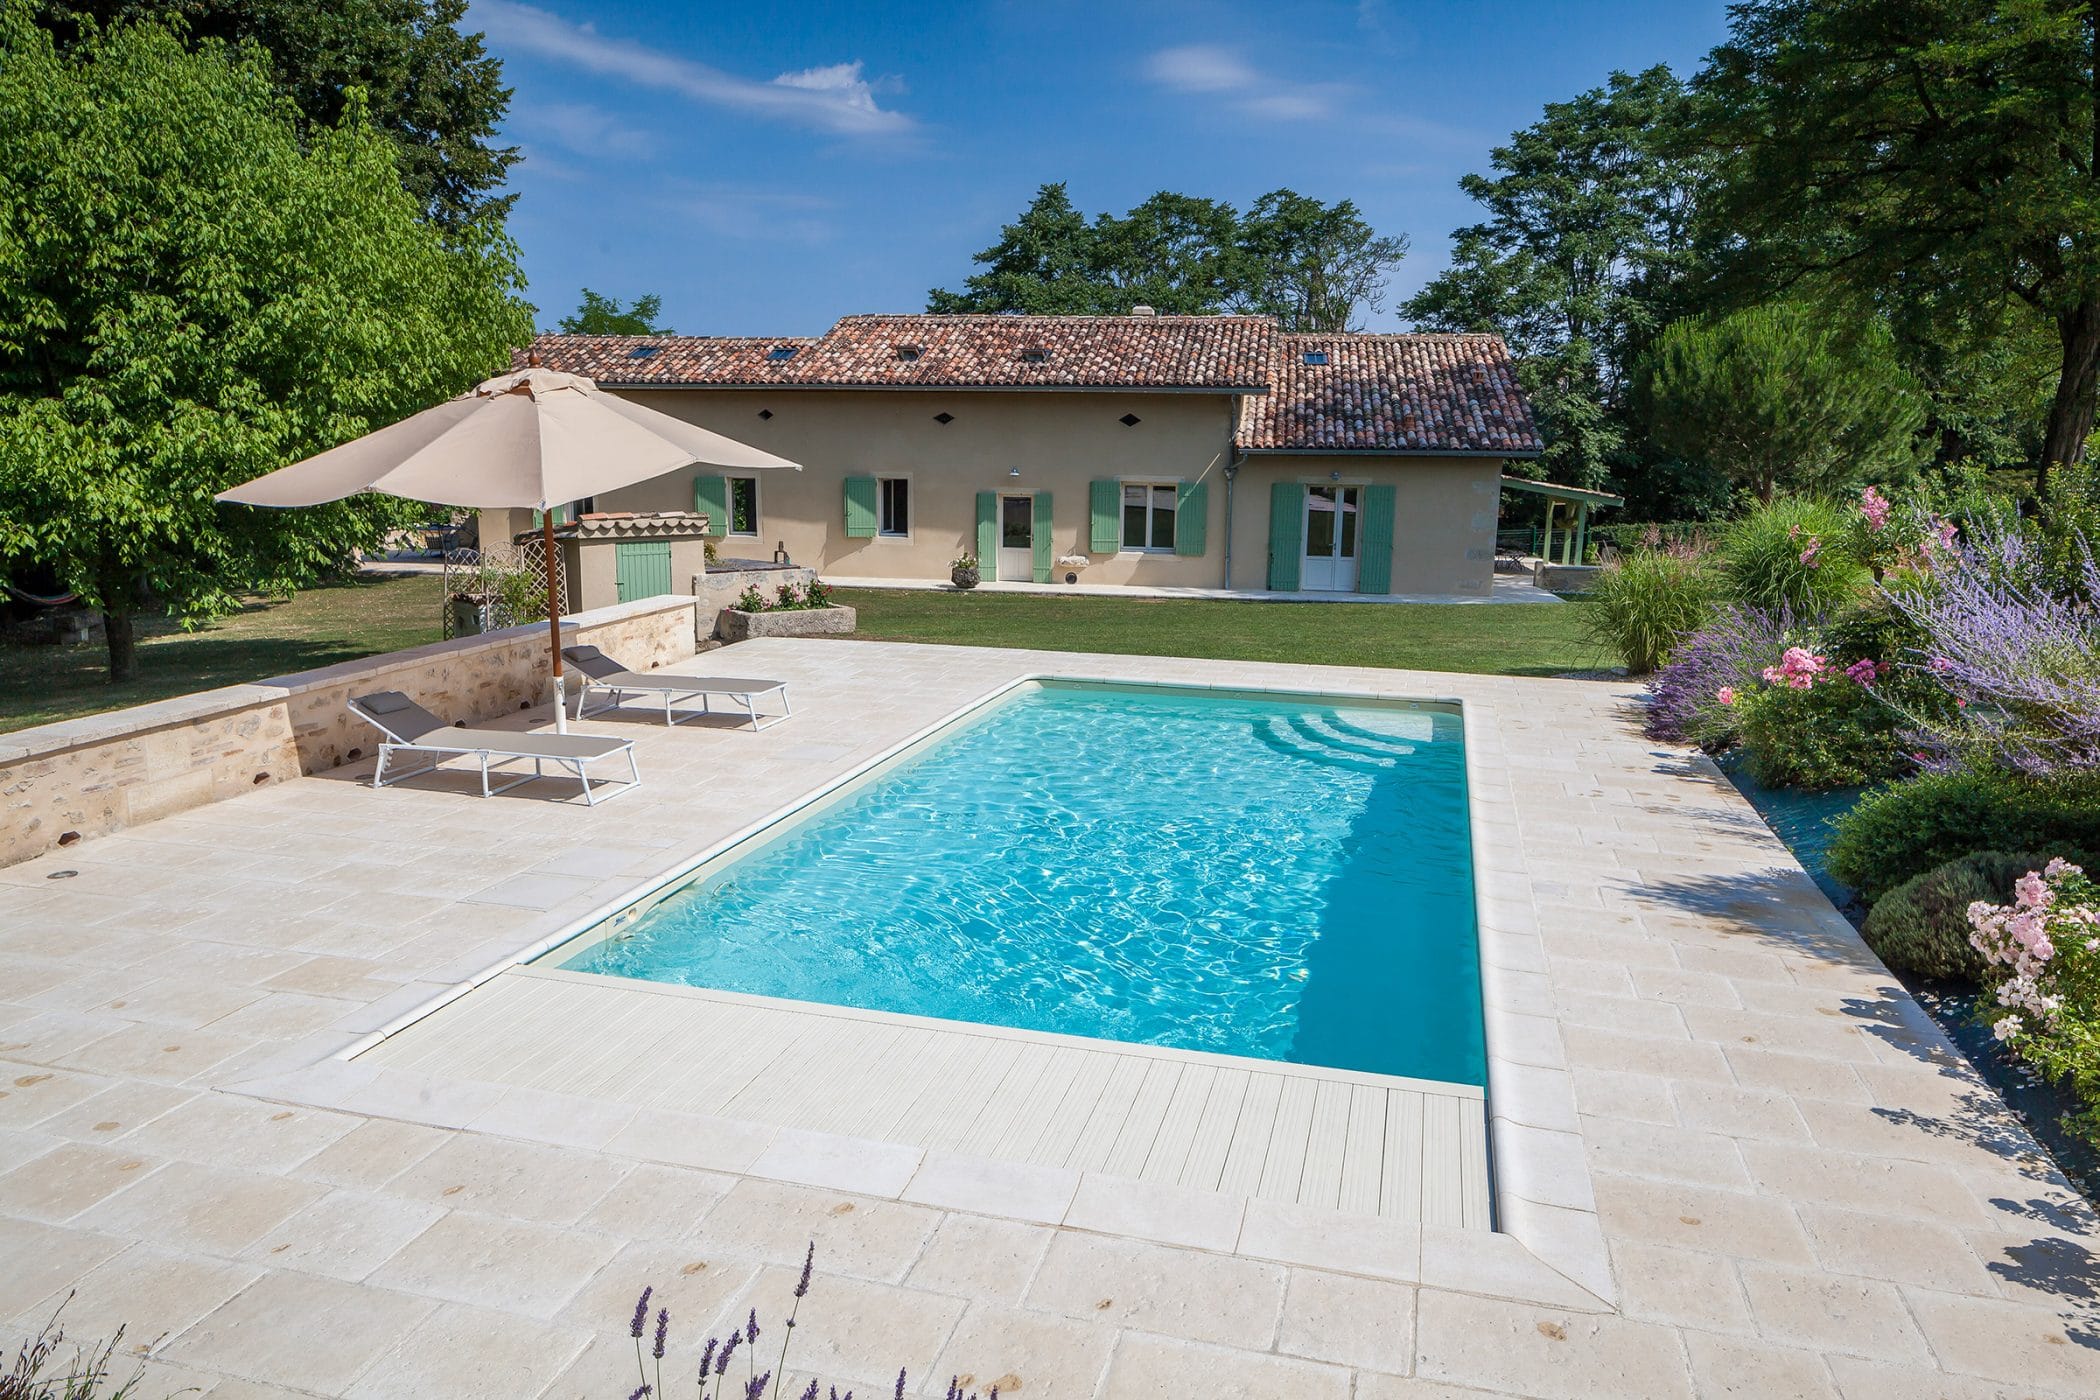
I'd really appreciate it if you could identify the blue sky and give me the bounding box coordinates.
[469,1,1730,336]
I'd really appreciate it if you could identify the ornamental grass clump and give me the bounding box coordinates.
[1718,495,1874,613]
[1968,859,2100,1145]
[1581,539,1722,674]
[4,1294,145,1399]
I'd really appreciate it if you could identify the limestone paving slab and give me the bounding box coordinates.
[1,637,2096,1398]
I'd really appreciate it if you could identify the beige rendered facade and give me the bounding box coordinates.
[494,315,1539,599]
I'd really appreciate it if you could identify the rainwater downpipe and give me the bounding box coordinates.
[1222,395,1244,589]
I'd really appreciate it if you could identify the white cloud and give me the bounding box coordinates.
[470,1,911,137]
[1144,44,1340,121]
[516,101,656,159]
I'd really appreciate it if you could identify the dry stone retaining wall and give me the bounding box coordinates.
[0,595,697,868]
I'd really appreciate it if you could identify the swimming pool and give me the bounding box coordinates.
[552,680,1484,1086]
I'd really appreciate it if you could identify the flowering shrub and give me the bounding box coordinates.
[622,1245,1001,1400]
[1735,656,1908,789]
[1968,859,2100,1146]
[1885,519,2100,777]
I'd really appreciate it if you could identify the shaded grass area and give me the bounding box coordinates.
[0,572,444,733]
[832,588,1609,678]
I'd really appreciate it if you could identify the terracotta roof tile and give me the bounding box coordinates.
[520,316,1540,455]
[1236,333,1542,455]
[525,314,1271,391]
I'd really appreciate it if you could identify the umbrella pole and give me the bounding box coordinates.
[543,512,568,734]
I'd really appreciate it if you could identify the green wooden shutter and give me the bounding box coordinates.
[528,505,570,529]
[692,476,729,537]
[1032,490,1053,583]
[975,490,998,580]
[843,475,878,538]
[614,541,673,601]
[1089,479,1121,552]
[1267,482,1304,591]
[1174,481,1208,557]
[1357,483,1397,594]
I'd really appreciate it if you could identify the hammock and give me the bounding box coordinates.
[3,582,78,607]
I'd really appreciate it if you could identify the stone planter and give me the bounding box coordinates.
[950,566,980,590]
[718,604,857,643]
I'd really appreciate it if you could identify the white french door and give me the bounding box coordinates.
[997,494,1035,583]
[1302,485,1360,591]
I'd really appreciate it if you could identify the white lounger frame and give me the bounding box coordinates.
[574,676,793,731]
[351,704,641,806]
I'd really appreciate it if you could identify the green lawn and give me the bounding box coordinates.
[0,571,443,733]
[2,576,1606,736]
[833,588,1609,677]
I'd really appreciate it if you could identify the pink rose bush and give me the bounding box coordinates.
[1968,859,2100,1145]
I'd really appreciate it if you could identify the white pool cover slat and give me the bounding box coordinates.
[360,964,1491,1228]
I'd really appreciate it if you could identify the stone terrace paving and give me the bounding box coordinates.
[1,637,2097,1399]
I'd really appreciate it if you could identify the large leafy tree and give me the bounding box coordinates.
[33,0,516,228]
[1234,189,1408,332]
[0,4,531,681]
[928,184,1109,315]
[558,289,673,336]
[929,184,1407,329]
[1698,0,2098,494]
[1645,303,1928,502]
[1403,67,1710,490]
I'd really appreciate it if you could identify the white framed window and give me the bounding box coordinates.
[726,476,759,536]
[1121,481,1178,552]
[878,476,911,537]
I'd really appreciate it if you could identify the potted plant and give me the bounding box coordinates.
[951,552,981,589]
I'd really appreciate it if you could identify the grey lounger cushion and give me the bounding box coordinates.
[562,646,786,695]
[351,691,630,759]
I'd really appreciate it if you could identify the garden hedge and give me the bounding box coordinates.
[1828,768,2100,901]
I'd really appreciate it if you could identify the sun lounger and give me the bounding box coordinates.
[561,645,792,731]
[348,691,640,805]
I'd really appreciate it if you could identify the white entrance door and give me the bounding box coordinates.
[1302,485,1360,591]
[998,494,1035,583]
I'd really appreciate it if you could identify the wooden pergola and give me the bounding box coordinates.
[1499,476,1626,566]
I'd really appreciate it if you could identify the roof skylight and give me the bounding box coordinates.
[626,345,660,360]
[1302,350,1330,366]
[766,345,799,362]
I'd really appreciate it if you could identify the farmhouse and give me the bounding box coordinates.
[493,311,1544,597]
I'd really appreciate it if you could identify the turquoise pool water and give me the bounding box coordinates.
[558,681,1483,1085]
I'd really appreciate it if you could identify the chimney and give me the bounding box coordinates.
[1130,305,1156,318]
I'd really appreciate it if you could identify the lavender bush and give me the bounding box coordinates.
[621,1245,998,1400]
[4,1295,153,1399]
[1888,520,2100,777]
[1643,602,1799,745]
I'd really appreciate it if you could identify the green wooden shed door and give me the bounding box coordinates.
[1356,483,1397,593]
[1267,482,1304,591]
[614,541,673,601]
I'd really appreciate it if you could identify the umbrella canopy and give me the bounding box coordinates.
[219,366,797,510]
[218,366,800,734]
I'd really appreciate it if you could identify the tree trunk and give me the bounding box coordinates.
[103,611,137,684]
[2039,299,2100,497]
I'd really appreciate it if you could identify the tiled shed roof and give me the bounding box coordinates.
[521,316,1540,455]
[1236,333,1542,455]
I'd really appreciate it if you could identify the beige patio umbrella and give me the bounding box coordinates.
[219,365,799,730]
